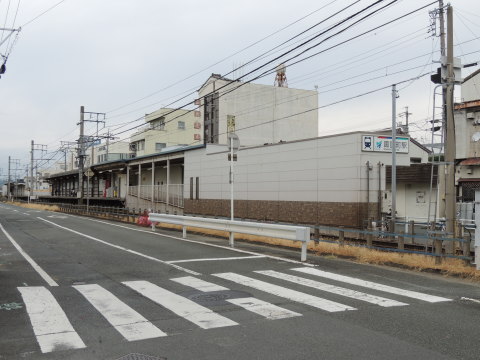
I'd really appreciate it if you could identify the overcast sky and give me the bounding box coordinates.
[1,0,479,180]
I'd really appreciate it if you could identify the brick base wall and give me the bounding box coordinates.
[184,199,377,228]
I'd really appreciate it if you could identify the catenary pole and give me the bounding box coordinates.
[78,106,85,204]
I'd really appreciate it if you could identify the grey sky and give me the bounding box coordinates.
[1,0,479,180]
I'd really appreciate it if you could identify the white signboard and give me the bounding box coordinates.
[362,135,409,153]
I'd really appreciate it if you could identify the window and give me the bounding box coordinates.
[155,143,166,151]
[159,118,165,130]
[178,121,185,130]
[137,140,145,151]
[410,157,422,164]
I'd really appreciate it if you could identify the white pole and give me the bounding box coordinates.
[475,190,480,269]
[391,84,397,231]
[230,135,234,247]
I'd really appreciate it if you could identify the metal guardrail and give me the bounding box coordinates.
[149,213,311,261]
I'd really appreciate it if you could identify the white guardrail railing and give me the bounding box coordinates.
[148,213,311,261]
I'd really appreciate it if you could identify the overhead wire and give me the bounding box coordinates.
[110,0,401,138]
[105,0,344,115]
[45,0,442,168]
[21,0,68,27]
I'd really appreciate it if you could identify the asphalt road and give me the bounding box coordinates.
[1,202,480,360]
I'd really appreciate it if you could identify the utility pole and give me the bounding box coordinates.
[30,141,47,202]
[78,106,85,204]
[30,140,34,202]
[437,0,447,229]
[60,141,77,171]
[77,106,106,204]
[391,84,398,232]
[7,155,10,200]
[398,106,412,134]
[445,5,456,246]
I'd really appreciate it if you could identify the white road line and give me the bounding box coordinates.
[167,255,266,264]
[37,217,200,276]
[461,297,480,304]
[213,273,356,313]
[1,223,58,287]
[123,280,238,329]
[256,270,408,307]
[227,297,302,320]
[171,276,229,292]
[292,267,451,303]
[18,287,85,353]
[73,284,166,341]
[22,213,31,216]
[76,216,315,267]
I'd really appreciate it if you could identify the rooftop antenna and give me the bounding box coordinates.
[274,63,288,87]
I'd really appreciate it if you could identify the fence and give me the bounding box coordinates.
[128,184,184,208]
[8,199,475,263]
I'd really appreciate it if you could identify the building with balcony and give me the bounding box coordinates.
[129,108,201,157]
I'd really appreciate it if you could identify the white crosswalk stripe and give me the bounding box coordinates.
[17,270,452,354]
[213,272,356,312]
[123,280,238,329]
[227,297,302,320]
[172,276,302,320]
[292,267,451,303]
[171,276,229,292]
[18,286,86,354]
[73,284,167,341]
[255,270,408,307]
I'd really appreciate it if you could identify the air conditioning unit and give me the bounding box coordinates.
[473,119,480,126]
[466,167,473,175]
[467,112,475,120]
[129,143,137,151]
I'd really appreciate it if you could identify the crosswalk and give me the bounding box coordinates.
[16,267,451,354]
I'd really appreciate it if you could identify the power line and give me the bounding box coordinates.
[111,0,399,138]
[105,0,344,115]
[21,0,68,27]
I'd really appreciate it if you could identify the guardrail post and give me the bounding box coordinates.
[183,226,187,238]
[229,232,234,247]
[398,230,404,250]
[434,235,443,265]
[301,241,307,262]
[366,218,373,247]
[151,222,156,232]
[339,228,345,246]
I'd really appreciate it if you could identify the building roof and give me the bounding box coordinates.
[463,67,480,84]
[197,73,236,92]
[386,164,437,184]
[459,158,480,166]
